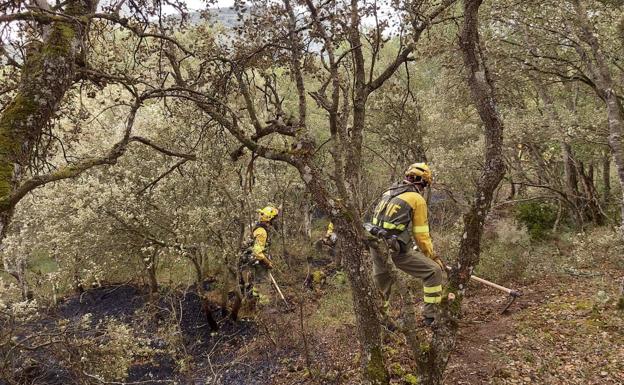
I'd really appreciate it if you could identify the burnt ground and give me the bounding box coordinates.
[6,262,623,385]
[10,283,294,385]
[104,287,296,385]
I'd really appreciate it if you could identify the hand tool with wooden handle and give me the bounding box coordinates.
[446,265,522,313]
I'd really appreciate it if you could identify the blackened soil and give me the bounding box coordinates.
[56,284,145,322]
[13,284,290,385]
[127,354,177,383]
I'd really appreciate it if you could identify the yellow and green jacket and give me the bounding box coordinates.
[326,222,334,237]
[251,222,271,261]
[371,184,434,258]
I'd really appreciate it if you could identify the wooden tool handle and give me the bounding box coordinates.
[268,272,288,304]
[445,265,520,296]
[469,275,515,295]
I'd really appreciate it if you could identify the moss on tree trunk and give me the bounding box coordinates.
[0,1,92,217]
[0,1,94,299]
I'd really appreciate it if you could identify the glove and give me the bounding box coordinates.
[432,256,448,272]
[255,254,273,269]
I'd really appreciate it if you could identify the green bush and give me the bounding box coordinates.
[514,201,558,240]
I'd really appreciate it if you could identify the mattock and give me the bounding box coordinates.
[468,275,522,314]
[447,265,523,314]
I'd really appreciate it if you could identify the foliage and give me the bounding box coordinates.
[1,0,624,384]
[70,316,157,381]
[514,201,559,240]
[477,217,531,283]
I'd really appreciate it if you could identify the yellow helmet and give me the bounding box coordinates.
[257,206,279,222]
[405,162,432,184]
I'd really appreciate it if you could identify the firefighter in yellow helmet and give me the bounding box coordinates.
[366,163,445,326]
[250,205,279,269]
[235,205,280,313]
[321,221,340,266]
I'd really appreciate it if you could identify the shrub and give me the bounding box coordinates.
[570,227,624,269]
[477,217,531,283]
[514,201,558,240]
[73,316,157,381]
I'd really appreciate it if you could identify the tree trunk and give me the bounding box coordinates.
[4,258,30,300]
[603,150,611,206]
[603,93,624,227]
[578,162,604,225]
[0,0,94,227]
[530,78,583,226]
[301,160,388,384]
[417,1,506,383]
[572,0,624,229]
[303,197,312,240]
[335,219,388,385]
[0,1,95,294]
[147,260,159,294]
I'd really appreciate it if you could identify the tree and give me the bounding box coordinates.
[0,0,198,297]
[157,0,457,382]
[411,1,506,383]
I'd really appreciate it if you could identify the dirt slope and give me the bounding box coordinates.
[6,264,623,385]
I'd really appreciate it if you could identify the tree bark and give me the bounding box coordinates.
[299,161,388,384]
[578,161,604,225]
[338,222,387,384]
[147,256,159,294]
[521,24,582,223]
[529,77,583,226]
[572,0,624,229]
[603,150,611,206]
[417,1,506,383]
[303,197,312,240]
[0,1,95,297]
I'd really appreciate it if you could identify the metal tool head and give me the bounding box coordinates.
[500,290,522,314]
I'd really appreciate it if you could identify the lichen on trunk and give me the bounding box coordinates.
[0,0,93,216]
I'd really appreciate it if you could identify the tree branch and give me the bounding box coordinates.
[129,136,196,160]
[367,0,458,93]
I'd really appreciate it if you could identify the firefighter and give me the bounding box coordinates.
[239,205,279,301]
[326,221,335,240]
[322,221,340,263]
[250,205,279,269]
[366,163,445,326]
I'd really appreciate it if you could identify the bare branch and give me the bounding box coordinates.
[137,158,189,194]
[367,0,458,93]
[129,136,196,160]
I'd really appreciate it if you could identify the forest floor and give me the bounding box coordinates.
[7,245,624,385]
[257,260,623,385]
[443,271,623,385]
